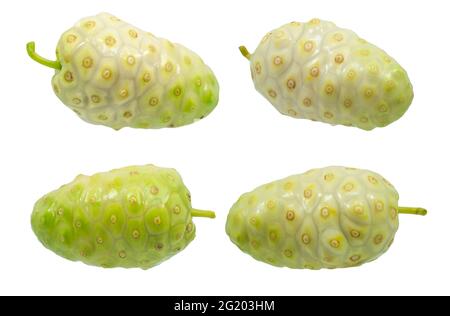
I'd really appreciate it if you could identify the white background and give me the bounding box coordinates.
[0,0,448,296]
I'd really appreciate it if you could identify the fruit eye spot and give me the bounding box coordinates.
[91,95,101,103]
[150,186,159,195]
[153,216,161,225]
[104,36,116,47]
[286,79,296,90]
[353,206,364,215]
[266,200,276,209]
[333,33,344,41]
[310,66,320,77]
[173,87,182,96]
[84,21,96,29]
[149,97,159,106]
[325,84,334,95]
[273,56,283,65]
[343,183,354,192]
[329,239,340,248]
[391,208,398,220]
[304,189,313,199]
[343,99,353,108]
[350,255,361,262]
[123,111,132,118]
[360,117,369,123]
[346,70,356,80]
[102,69,112,80]
[374,234,384,245]
[269,231,278,241]
[303,98,312,107]
[165,62,173,72]
[127,56,136,65]
[286,210,295,221]
[64,71,74,82]
[255,63,262,74]
[66,34,77,43]
[268,89,277,98]
[364,88,375,98]
[301,234,311,245]
[173,205,181,214]
[128,29,138,38]
[119,89,128,98]
[142,72,152,83]
[132,230,140,239]
[303,41,314,52]
[320,207,329,218]
[82,57,94,69]
[375,201,384,212]
[334,54,345,64]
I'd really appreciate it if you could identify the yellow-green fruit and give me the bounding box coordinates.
[27,13,219,130]
[226,166,426,269]
[31,165,215,269]
[240,19,413,130]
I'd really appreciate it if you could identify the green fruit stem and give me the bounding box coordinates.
[191,209,216,219]
[239,46,251,60]
[26,42,61,70]
[399,207,427,216]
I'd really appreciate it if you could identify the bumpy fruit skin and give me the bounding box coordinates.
[247,19,413,130]
[226,166,400,269]
[52,13,219,129]
[31,165,197,269]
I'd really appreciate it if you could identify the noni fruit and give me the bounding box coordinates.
[31,165,215,269]
[27,13,219,130]
[226,166,426,269]
[239,19,413,130]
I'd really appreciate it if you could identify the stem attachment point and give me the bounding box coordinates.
[27,42,61,70]
[398,207,427,216]
[239,46,251,60]
[191,209,216,219]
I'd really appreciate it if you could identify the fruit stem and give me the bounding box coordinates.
[398,207,427,216]
[26,42,61,70]
[239,46,251,60]
[191,209,216,219]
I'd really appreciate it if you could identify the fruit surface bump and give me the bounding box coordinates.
[240,19,413,130]
[226,166,426,269]
[31,165,215,269]
[27,13,219,130]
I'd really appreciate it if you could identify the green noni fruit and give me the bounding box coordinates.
[31,165,215,269]
[27,13,219,130]
[226,166,426,269]
[239,19,413,130]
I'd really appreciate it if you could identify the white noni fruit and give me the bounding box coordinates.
[27,13,219,130]
[226,166,426,269]
[239,19,413,130]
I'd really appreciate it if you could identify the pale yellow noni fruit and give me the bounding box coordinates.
[226,166,426,269]
[27,13,219,130]
[240,19,413,130]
